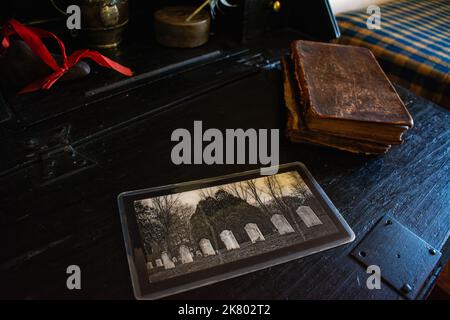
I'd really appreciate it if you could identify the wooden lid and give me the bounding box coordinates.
[154,6,210,26]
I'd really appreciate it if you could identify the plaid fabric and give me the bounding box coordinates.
[336,0,450,108]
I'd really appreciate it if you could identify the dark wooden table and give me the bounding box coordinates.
[0,34,449,300]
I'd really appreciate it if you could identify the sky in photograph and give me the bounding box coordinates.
[141,171,309,208]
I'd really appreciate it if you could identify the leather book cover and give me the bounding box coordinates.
[290,40,413,144]
[282,58,390,155]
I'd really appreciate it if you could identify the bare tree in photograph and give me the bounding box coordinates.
[222,181,250,202]
[169,203,195,249]
[150,195,179,249]
[288,172,327,214]
[135,195,194,256]
[288,172,311,204]
[263,175,305,239]
[135,201,166,256]
[198,187,219,200]
[244,179,271,218]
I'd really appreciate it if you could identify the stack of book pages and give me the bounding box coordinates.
[283,40,413,154]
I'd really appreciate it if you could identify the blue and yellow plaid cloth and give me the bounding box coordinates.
[336,0,450,108]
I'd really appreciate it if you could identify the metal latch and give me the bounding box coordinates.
[23,124,96,185]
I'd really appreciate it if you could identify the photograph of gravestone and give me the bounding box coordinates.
[133,171,339,284]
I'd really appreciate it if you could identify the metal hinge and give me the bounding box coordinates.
[23,124,97,185]
[236,52,280,69]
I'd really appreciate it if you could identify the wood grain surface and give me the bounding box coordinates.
[0,37,448,300]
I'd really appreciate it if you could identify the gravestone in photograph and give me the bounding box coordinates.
[245,223,266,243]
[199,238,216,256]
[179,245,194,264]
[161,252,176,269]
[155,259,164,268]
[271,214,295,235]
[296,206,323,227]
[220,230,241,250]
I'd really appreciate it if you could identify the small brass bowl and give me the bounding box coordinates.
[154,6,211,48]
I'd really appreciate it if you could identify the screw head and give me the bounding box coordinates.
[26,138,39,148]
[401,283,412,294]
[45,170,54,178]
[73,159,87,167]
[429,248,437,255]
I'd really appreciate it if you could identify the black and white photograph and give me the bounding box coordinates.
[118,164,355,299]
[135,171,338,284]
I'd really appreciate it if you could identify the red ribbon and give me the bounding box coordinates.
[1,19,133,94]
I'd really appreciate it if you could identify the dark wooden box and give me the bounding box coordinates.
[0,0,449,300]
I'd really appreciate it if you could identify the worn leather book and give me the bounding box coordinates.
[290,40,413,145]
[282,58,391,154]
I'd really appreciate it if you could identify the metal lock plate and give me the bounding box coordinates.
[40,148,96,186]
[351,215,441,299]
